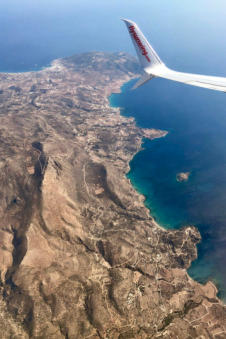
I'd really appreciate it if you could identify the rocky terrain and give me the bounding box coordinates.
[0,52,225,338]
[176,172,191,183]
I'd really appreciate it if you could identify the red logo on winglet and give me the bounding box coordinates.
[129,25,150,63]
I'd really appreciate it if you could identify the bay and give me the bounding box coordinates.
[1,0,226,301]
[110,78,226,301]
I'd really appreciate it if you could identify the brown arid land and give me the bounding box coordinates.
[0,52,225,338]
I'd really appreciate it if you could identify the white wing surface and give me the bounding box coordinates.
[122,19,226,92]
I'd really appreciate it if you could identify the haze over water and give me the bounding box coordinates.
[1,0,226,300]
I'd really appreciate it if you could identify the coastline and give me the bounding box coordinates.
[109,79,225,303]
[0,59,63,76]
[0,52,225,336]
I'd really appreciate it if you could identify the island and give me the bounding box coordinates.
[0,52,225,338]
[177,172,191,182]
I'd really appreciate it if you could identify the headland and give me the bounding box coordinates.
[0,52,225,338]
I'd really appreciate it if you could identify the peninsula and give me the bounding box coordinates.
[0,52,225,338]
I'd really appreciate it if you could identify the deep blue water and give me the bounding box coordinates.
[110,78,226,301]
[1,0,226,301]
[2,0,226,74]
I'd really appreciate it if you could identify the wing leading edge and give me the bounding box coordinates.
[122,19,226,92]
[152,67,226,92]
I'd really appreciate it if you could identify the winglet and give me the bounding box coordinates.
[122,19,162,70]
[121,18,136,26]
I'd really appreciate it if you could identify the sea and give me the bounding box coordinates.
[1,0,226,301]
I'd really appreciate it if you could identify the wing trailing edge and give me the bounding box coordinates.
[132,73,154,90]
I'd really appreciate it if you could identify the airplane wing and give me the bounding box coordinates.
[132,73,154,90]
[122,19,226,92]
[153,67,226,92]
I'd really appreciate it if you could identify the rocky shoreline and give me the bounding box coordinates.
[0,52,225,338]
[176,172,191,182]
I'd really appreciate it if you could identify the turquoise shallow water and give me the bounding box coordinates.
[110,79,226,301]
[1,0,226,302]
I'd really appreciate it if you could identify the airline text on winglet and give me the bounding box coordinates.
[129,25,151,62]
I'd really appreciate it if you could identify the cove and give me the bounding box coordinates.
[110,77,226,302]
